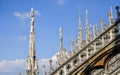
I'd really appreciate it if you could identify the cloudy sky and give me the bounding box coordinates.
[0,0,119,75]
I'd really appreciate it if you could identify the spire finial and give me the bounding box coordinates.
[30,8,34,17]
[78,10,81,28]
[86,10,88,26]
[110,6,113,19]
[85,10,89,43]
[77,11,82,50]
[108,6,114,26]
[59,27,63,49]
[30,8,34,33]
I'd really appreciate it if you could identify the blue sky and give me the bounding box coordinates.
[0,0,119,75]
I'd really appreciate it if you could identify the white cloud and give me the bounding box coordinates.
[38,58,49,68]
[11,36,27,41]
[38,55,57,73]
[18,36,27,41]
[13,12,29,20]
[34,10,41,16]
[13,10,41,20]
[0,58,56,75]
[0,54,58,75]
[0,59,25,73]
[56,0,68,5]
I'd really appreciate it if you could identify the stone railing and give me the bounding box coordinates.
[50,19,120,75]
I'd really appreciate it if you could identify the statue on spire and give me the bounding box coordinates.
[30,8,34,17]
[78,10,82,28]
[30,8,34,33]
[59,27,63,49]
[86,10,88,27]
[59,27,62,39]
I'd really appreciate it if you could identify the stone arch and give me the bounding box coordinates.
[82,45,120,75]
[104,45,120,69]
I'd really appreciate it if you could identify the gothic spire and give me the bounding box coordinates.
[85,10,89,43]
[26,8,39,75]
[77,11,82,50]
[110,6,114,24]
[30,8,34,33]
[78,11,82,28]
[78,11,82,38]
[29,8,35,57]
[56,27,67,67]
[110,6,113,20]
[108,6,114,26]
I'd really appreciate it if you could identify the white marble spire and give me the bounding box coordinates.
[56,27,67,67]
[29,8,35,57]
[110,6,114,21]
[26,8,39,75]
[85,10,89,44]
[77,11,82,50]
[78,11,82,28]
[85,10,89,58]
[107,6,114,26]
[110,6,114,25]
[30,8,34,33]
